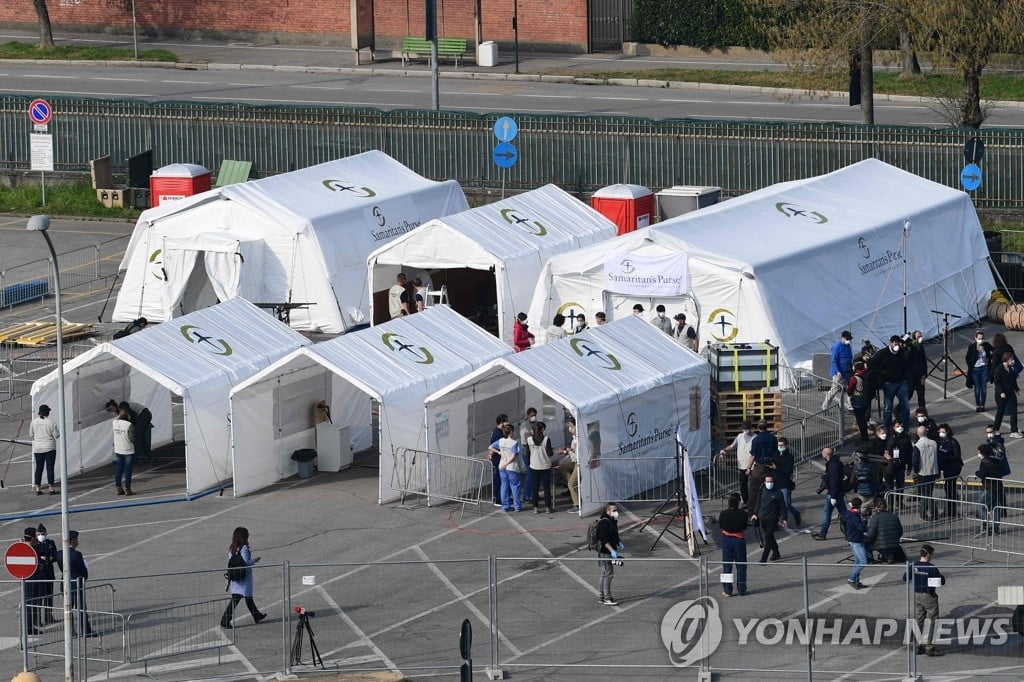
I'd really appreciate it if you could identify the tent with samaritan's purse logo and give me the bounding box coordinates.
[229,305,512,499]
[529,159,995,376]
[112,151,467,333]
[31,298,310,495]
[423,315,711,517]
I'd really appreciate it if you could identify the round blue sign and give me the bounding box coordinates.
[493,116,518,143]
[961,163,982,191]
[492,142,518,169]
[28,99,52,125]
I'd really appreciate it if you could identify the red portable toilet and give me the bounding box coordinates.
[150,163,212,207]
[590,184,655,235]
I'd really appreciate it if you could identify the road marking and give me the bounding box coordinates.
[225,82,269,87]
[0,87,151,97]
[92,77,148,82]
[318,584,401,673]
[162,79,209,84]
[24,74,76,80]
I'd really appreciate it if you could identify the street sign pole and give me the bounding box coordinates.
[6,540,40,672]
[28,99,54,207]
[492,117,519,199]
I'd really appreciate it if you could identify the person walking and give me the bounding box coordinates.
[771,437,801,526]
[822,330,854,410]
[864,498,905,563]
[595,502,623,605]
[528,421,556,513]
[843,497,869,589]
[976,443,1006,535]
[111,403,136,495]
[489,424,523,512]
[906,330,928,411]
[718,493,748,596]
[992,351,1022,438]
[746,420,777,514]
[870,335,911,430]
[812,448,845,540]
[29,404,60,496]
[220,527,267,629]
[904,544,945,657]
[35,523,60,625]
[966,330,994,412]
[847,361,870,442]
[750,474,785,562]
[719,421,755,506]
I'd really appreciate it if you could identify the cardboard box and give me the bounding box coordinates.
[96,188,113,208]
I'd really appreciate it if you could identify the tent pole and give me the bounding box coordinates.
[902,221,909,336]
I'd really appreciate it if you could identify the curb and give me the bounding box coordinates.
[3,57,1023,108]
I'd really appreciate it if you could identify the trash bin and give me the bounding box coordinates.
[291,449,318,479]
[150,163,212,207]
[477,41,498,67]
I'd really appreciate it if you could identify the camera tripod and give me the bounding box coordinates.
[290,611,324,668]
[926,310,965,400]
[636,444,702,554]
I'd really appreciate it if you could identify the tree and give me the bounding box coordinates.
[33,0,54,49]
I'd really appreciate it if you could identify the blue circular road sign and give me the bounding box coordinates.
[961,163,982,191]
[492,142,518,169]
[28,99,52,125]
[493,116,518,143]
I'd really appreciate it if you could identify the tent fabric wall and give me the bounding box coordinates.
[529,159,995,371]
[367,184,618,343]
[113,151,468,333]
[229,305,513,499]
[31,298,310,494]
[425,316,711,516]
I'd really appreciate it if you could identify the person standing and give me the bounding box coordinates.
[746,420,777,514]
[489,424,523,512]
[595,312,607,326]
[22,528,45,635]
[976,443,1006,535]
[750,474,785,562]
[884,420,913,497]
[843,497,869,589]
[771,436,801,526]
[904,544,945,657]
[870,335,911,430]
[388,272,408,319]
[847,361,870,442]
[718,493,748,597]
[35,523,60,625]
[487,414,509,506]
[906,330,928,411]
[719,422,755,507]
[992,351,1022,438]
[651,304,673,335]
[29,403,59,496]
[985,424,1010,476]
[559,418,580,514]
[812,447,845,541]
[513,313,535,352]
[912,425,940,521]
[528,421,556,513]
[935,424,962,517]
[672,313,698,351]
[520,408,537,504]
[573,314,588,334]
[822,331,854,410]
[966,331,994,412]
[595,502,623,605]
[864,498,905,563]
[112,403,136,495]
[63,530,96,637]
[220,527,267,629]
[546,314,568,344]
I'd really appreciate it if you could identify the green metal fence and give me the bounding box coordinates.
[2,95,1022,206]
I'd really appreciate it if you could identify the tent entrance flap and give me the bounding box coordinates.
[162,234,263,318]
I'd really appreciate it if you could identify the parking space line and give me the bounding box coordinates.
[317,584,401,673]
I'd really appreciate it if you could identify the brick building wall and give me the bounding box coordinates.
[1,0,589,52]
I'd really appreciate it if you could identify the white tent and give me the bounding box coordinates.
[112,151,468,333]
[529,159,996,370]
[229,305,512,499]
[30,298,310,494]
[424,315,711,516]
[367,184,617,343]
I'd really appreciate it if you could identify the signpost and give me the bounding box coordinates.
[6,540,39,672]
[961,163,982,192]
[28,99,54,206]
[964,137,985,165]
[492,116,519,198]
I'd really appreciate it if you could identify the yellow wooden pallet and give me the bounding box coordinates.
[0,322,94,346]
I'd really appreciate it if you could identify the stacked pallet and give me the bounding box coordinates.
[0,321,94,346]
[712,388,783,442]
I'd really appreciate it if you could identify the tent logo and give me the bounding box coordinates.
[148,249,165,280]
[500,208,548,236]
[660,597,723,667]
[775,202,828,224]
[321,179,378,198]
[858,237,871,259]
[179,325,233,356]
[570,338,621,371]
[626,412,638,437]
[707,308,738,342]
[620,259,635,274]
[381,332,435,365]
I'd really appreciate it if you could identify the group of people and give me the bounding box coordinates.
[387,272,433,319]
[104,398,154,496]
[21,525,92,637]
[486,410,581,513]
[513,303,698,353]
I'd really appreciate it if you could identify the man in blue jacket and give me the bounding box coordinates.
[843,497,869,589]
[904,544,945,657]
[812,447,845,541]
[822,331,854,410]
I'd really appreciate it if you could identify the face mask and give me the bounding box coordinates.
[529,416,536,422]
[987,433,995,439]
[779,446,787,452]
[977,339,984,345]
[36,534,45,542]
[658,312,665,318]
[895,427,904,434]
[609,510,619,520]
[765,482,775,490]
[891,345,900,352]
[877,432,887,440]
[917,416,926,423]
[939,431,948,438]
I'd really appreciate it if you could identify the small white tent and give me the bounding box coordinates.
[229,305,512,499]
[367,184,617,343]
[424,315,711,516]
[30,298,311,494]
[529,159,995,370]
[113,151,468,333]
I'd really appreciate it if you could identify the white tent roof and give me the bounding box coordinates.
[113,151,468,332]
[368,184,617,341]
[31,298,311,493]
[229,305,513,498]
[530,159,995,369]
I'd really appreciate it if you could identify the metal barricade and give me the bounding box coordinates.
[990,506,1024,558]
[24,581,123,664]
[391,447,486,516]
[125,597,235,671]
[885,490,991,554]
[587,455,679,505]
[965,475,1024,508]
[391,447,429,505]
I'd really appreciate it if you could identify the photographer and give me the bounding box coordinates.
[595,502,623,606]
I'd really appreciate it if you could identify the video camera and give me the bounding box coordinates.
[293,606,316,618]
[611,557,625,567]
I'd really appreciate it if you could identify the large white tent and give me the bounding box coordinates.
[31,298,311,494]
[367,184,617,343]
[229,305,512,499]
[529,159,996,370]
[424,315,711,516]
[112,151,468,333]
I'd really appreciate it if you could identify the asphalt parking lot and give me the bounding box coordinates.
[1,218,1023,680]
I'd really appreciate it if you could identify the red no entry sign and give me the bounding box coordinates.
[4,541,38,580]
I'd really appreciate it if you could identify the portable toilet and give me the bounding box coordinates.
[150,164,212,207]
[590,184,655,235]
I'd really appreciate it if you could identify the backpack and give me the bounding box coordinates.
[225,551,246,582]
[842,461,859,493]
[586,519,602,551]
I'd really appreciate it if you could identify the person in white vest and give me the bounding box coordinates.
[29,404,60,496]
[672,313,698,351]
[718,421,755,507]
[111,404,136,496]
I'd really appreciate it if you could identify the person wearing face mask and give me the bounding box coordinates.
[822,331,854,411]
[513,312,534,352]
[770,438,801,526]
[935,423,962,518]
[843,497,869,589]
[718,421,756,507]
[868,335,911,430]
[984,424,1009,475]
[847,360,870,442]
[966,331,994,412]
[595,502,623,605]
[750,474,785,562]
[573,314,587,335]
[651,304,673,335]
[520,407,538,503]
[884,420,913,497]
[906,330,928,411]
[559,417,580,513]
[912,425,940,521]
[987,333,1018,382]
[976,443,1007,535]
[913,407,939,441]
[35,523,60,625]
[992,351,1023,438]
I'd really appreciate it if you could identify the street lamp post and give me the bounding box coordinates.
[27,215,74,682]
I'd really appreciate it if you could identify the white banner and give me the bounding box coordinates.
[683,450,708,541]
[30,133,54,172]
[603,251,689,296]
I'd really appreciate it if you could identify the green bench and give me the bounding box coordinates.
[401,37,469,67]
